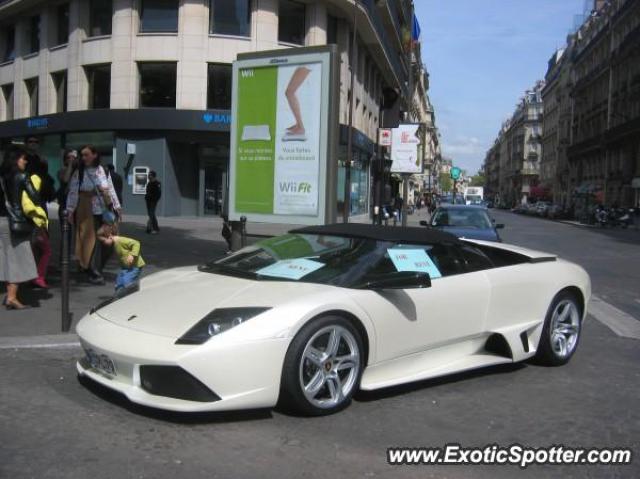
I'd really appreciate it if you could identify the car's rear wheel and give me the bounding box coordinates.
[280,316,364,416]
[535,291,582,366]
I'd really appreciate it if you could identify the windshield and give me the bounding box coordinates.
[201,234,448,287]
[431,209,492,229]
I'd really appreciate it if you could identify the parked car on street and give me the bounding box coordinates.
[77,224,590,416]
[425,205,504,242]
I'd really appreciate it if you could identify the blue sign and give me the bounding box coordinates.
[387,248,442,279]
[27,118,49,129]
[202,112,231,125]
[257,259,325,280]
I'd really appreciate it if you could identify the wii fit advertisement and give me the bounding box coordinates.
[230,50,332,224]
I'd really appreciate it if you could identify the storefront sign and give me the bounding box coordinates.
[378,128,392,147]
[27,118,49,129]
[390,124,422,174]
[229,48,336,224]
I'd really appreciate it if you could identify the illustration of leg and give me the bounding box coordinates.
[285,67,311,135]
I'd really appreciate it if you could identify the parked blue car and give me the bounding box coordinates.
[422,205,504,242]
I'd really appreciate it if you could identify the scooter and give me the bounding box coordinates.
[610,208,634,229]
[594,207,609,227]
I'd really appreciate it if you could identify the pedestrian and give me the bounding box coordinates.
[144,171,161,234]
[0,147,39,310]
[26,155,55,289]
[96,224,145,295]
[66,145,121,285]
[393,195,403,223]
[106,164,124,206]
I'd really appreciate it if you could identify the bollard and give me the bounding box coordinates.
[61,209,73,332]
[240,216,247,248]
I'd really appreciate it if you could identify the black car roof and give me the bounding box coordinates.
[436,205,488,211]
[290,223,462,245]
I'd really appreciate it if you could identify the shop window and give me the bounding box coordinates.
[2,25,15,62]
[278,0,305,45]
[207,63,231,110]
[139,62,177,108]
[52,71,67,113]
[1,84,13,120]
[140,0,179,33]
[86,64,111,109]
[28,15,40,54]
[56,3,70,45]
[210,0,250,37]
[25,78,38,116]
[89,0,113,36]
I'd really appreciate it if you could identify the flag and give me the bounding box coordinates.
[412,15,421,42]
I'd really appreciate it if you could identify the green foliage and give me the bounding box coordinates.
[439,172,452,192]
[469,174,485,187]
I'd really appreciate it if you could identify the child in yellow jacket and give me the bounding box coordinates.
[96,224,145,294]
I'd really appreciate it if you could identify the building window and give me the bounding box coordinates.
[139,62,177,108]
[140,0,179,33]
[28,15,41,54]
[210,0,250,37]
[1,84,13,120]
[327,14,338,45]
[89,0,113,36]
[25,78,38,116]
[278,0,305,45]
[86,64,111,109]
[2,26,15,62]
[56,3,70,45]
[52,71,67,113]
[207,63,232,109]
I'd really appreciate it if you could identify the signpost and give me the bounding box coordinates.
[390,124,423,226]
[450,166,461,203]
[228,46,339,230]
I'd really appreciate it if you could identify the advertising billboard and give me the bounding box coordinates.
[229,47,337,224]
[390,124,422,174]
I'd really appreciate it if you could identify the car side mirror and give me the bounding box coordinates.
[419,220,429,227]
[358,271,432,290]
[495,224,505,229]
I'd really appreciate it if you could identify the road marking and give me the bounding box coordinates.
[589,296,640,340]
[0,334,80,350]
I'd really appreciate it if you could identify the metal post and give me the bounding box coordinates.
[240,215,247,248]
[61,209,72,332]
[230,221,243,252]
[401,174,409,227]
[343,3,358,223]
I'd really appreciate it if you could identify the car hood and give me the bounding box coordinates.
[91,266,330,339]
[433,226,499,242]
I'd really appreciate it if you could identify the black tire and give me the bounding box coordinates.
[535,291,582,366]
[279,315,364,416]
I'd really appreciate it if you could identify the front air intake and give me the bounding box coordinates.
[139,365,221,402]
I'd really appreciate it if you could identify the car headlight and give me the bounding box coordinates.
[175,307,271,345]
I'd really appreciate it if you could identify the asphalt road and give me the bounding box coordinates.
[1,212,639,479]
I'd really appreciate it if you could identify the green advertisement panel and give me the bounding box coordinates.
[235,66,278,214]
[229,47,337,225]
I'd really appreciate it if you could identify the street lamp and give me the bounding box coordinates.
[343,0,359,223]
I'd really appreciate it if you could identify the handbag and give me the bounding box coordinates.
[0,176,35,235]
[87,167,117,225]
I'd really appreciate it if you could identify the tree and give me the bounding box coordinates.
[469,174,486,187]
[439,172,452,193]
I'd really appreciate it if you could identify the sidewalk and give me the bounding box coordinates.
[0,209,431,338]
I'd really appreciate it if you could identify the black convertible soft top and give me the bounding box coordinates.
[290,223,462,245]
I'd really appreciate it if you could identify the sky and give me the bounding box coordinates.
[414,0,587,175]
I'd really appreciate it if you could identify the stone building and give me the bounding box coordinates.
[0,0,427,219]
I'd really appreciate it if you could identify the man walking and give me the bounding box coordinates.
[106,164,124,206]
[145,171,161,234]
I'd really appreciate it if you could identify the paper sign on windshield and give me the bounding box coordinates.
[257,258,325,280]
[387,248,442,279]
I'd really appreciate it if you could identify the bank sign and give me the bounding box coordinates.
[229,49,333,224]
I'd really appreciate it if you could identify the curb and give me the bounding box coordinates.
[0,333,80,350]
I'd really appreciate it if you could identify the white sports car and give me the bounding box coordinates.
[77,224,590,415]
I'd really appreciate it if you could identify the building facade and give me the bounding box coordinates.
[568,0,640,212]
[0,0,425,219]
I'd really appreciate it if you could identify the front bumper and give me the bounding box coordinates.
[76,314,290,412]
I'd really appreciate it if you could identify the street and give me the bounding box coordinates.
[1,211,639,479]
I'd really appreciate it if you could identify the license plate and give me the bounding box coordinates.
[85,348,117,376]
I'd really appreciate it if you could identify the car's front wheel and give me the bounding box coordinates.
[535,291,582,366]
[280,316,364,416]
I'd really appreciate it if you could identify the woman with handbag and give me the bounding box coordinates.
[66,145,121,285]
[0,147,38,310]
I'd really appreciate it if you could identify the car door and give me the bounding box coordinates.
[352,242,492,363]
